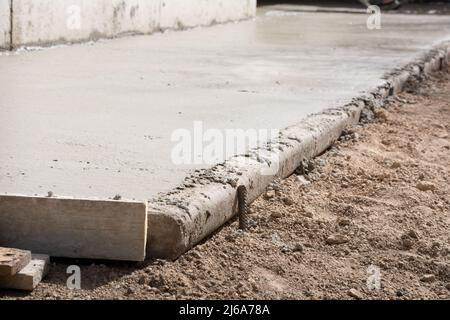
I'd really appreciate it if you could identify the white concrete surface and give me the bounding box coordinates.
[0,0,10,50]
[11,0,256,48]
[1,9,450,201]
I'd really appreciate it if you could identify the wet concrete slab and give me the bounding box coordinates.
[1,7,449,200]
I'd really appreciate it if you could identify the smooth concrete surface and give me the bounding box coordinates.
[0,195,148,261]
[10,0,256,48]
[0,0,10,50]
[1,8,450,201]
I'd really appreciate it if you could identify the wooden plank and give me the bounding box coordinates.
[0,247,31,276]
[0,254,49,291]
[0,195,148,261]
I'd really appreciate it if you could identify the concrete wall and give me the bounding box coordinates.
[9,0,256,48]
[160,0,256,29]
[0,0,10,50]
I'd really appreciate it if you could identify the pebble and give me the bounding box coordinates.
[270,212,283,219]
[338,218,351,227]
[416,182,436,192]
[293,243,304,253]
[282,197,294,206]
[390,161,401,169]
[296,175,311,186]
[265,190,276,199]
[401,237,414,250]
[420,274,436,283]
[396,288,407,297]
[374,108,389,121]
[348,288,364,300]
[326,233,349,245]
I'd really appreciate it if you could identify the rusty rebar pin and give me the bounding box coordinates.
[237,185,249,230]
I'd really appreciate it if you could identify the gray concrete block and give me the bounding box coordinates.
[0,254,49,291]
[0,247,31,276]
[0,195,148,261]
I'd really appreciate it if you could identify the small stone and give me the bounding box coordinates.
[282,197,294,206]
[296,175,310,186]
[374,108,388,121]
[391,161,401,169]
[264,190,276,199]
[293,243,304,253]
[420,274,436,283]
[348,288,364,300]
[326,234,349,245]
[401,237,414,250]
[338,218,351,227]
[138,275,147,285]
[396,288,407,297]
[303,210,313,218]
[190,251,202,259]
[270,212,282,219]
[281,246,292,254]
[445,283,450,291]
[113,194,122,200]
[416,182,436,192]
[407,229,419,240]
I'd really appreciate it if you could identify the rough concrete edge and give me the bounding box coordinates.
[146,42,450,260]
[0,194,148,261]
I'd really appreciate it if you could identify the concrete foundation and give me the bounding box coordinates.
[0,0,10,50]
[9,0,256,48]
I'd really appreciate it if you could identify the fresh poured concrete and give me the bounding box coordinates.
[1,8,450,201]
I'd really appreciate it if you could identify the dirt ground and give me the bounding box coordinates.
[2,67,450,300]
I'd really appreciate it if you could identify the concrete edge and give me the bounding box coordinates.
[146,42,450,260]
[0,194,148,261]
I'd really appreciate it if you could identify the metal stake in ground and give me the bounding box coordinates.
[237,185,249,230]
